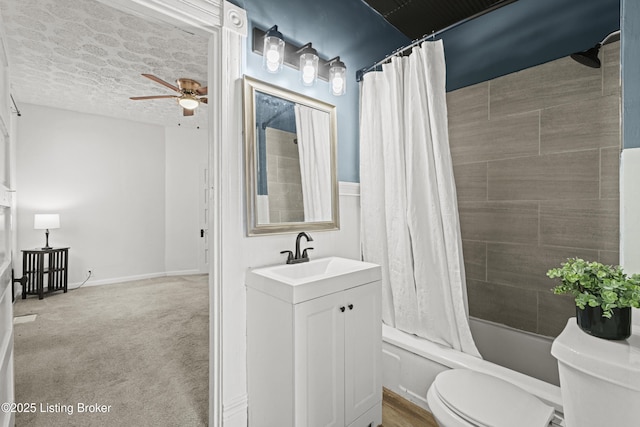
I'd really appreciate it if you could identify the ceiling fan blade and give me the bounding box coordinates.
[183,108,194,116]
[197,86,208,95]
[130,95,178,100]
[141,74,180,93]
[200,98,208,104]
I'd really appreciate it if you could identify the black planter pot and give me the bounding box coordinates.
[576,306,631,340]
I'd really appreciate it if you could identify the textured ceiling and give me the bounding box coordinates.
[363,0,516,40]
[0,0,209,128]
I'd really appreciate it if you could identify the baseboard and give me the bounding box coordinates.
[68,270,204,289]
[222,394,247,426]
[166,269,202,277]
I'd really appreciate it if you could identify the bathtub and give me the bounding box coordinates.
[382,319,564,421]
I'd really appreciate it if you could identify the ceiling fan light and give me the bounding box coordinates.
[179,95,200,110]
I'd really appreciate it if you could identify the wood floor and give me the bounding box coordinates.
[382,387,439,427]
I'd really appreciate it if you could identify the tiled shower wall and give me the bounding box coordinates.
[266,127,304,223]
[447,42,621,337]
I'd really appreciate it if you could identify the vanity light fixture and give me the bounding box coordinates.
[328,57,347,96]
[298,43,319,86]
[252,26,347,96]
[262,25,285,73]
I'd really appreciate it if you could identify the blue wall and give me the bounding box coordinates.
[231,0,621,181]
[622,0,640,149]
[229,0,408,183]
[440,0,619,91]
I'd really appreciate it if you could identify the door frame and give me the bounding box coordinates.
[98,1,247,426]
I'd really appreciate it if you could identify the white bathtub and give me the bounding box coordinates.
[382,319,564,420]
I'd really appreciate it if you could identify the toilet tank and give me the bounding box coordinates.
[551,318,640,427]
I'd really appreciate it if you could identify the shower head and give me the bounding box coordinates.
[571,46,602,68]
[570,30,620,69]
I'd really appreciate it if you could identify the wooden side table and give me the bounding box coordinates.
[21,247,69,299]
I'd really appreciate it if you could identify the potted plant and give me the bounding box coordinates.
[547,258,640,340]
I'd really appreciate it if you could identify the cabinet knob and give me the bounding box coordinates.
[339,306,345,312]
[348,304,354,310]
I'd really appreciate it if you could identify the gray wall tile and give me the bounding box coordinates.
[449,112,539,164]
[467,279,538,333]
[453,162,487,201]
[266,155,278,184]
[540,95,620,153]
[602,41,621,96]
[540,199,619,250]
[598,250,620,266]
[277,161,302,185]
[449,44,620,338]
[487,243,598,292]
[487,150,600,201]
[490,57,602,118]
[462,240,486,281]
[601,146,621,198]
[447,83,489,126]
[537,291,575,337]
[458,201,539,244]
[540,95,620,154]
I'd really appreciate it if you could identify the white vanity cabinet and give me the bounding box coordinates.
[246,257,382,427]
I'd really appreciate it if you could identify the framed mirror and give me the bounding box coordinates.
[243,76,339,236]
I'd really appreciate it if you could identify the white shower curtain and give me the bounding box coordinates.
[295,104,332,222]
[360,40,480,357]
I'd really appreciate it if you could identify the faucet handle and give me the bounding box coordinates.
[280,250,294,263]
[302,247,314,259]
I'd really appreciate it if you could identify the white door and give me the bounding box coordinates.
[198,164,208,274]
[344,282,382,426]
[295,292,345,427]
[0,27,15,427]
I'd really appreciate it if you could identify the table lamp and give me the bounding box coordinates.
[34,214,60,250]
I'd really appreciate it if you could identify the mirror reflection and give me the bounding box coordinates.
[244,76,339,235]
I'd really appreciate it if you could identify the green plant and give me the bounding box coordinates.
[547,258,640,318]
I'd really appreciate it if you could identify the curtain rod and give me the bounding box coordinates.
[356,0,517,82]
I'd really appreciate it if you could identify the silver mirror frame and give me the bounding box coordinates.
[243,75,339,236]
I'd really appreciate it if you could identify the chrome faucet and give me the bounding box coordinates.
[280,232,314,264]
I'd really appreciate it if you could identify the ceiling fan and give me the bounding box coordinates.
[130,74,208,116]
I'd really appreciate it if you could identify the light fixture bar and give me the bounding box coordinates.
[252,27,332,82]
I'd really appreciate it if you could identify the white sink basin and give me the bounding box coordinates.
[246,256,381,303]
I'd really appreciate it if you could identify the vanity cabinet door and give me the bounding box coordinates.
[294,291,346,427]
[344,282,381,426]
[293,281,381,427]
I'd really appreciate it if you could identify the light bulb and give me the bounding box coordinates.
[262,26,284,74]
[266,47,280,64]
[329,59,347,96]
[178,96,199,110]
[266,48,281,72]
[299,50,318,86]
[302,62,316,84]
[332,76,344,95]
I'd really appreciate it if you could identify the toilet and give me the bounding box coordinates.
[426,369,556,427]
[551,317,640,427]
[427,318,640,427]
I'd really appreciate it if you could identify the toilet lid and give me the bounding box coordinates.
[433,369,555,427]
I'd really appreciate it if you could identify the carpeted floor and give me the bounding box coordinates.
[12,275,209,427]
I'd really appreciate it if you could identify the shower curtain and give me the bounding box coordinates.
[360,40,480,357]
[295,104,332,222]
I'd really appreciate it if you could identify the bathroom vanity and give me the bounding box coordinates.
[246,257,382,427]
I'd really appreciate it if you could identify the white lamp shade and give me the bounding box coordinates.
[34,214,60,230]
[178,95,200,110]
